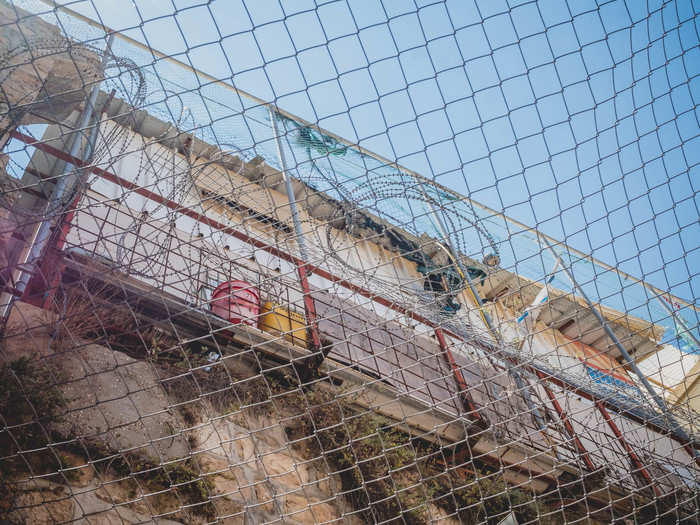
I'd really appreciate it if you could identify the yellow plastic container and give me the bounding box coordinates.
[259,302,308,348]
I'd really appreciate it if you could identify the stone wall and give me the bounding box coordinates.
[0,303,379,524]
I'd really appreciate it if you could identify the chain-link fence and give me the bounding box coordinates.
[1,0,699,523]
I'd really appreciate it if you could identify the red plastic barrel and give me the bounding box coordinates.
[210,280,260,326]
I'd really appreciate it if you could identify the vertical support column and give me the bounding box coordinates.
[2,34,114,322]
[535,370,595,472]
[269,107,322,358]
[42,89,117,309]
[596,401,662,497]
[434,327,483,424]
[296,263,322,353]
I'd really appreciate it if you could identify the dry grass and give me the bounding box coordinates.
[53,280,171,359]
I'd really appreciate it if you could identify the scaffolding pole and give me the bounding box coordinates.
[42,89,117,309]
[269,106,322,358]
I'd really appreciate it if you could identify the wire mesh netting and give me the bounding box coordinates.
[1,0,699,523]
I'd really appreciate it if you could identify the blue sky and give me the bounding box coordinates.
[28,0,700,313]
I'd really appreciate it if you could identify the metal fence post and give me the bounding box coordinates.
[1,34,114,325]
[269,106,322,359]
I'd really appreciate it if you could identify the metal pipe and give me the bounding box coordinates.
[41,89,116,310]
[12,34,114,300]
[58,87,115,208]
[269,106,322,354]
[540,236,699,460]
[269,107,310,263]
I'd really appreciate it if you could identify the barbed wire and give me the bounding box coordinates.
[1,1,699,524]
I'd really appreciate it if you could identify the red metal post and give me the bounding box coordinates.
[41,192,82,309]
[596,401,662,497]
[535,370,596,472]
[296,262,322,353]
[434,327,483,423]
[542,370,700,469]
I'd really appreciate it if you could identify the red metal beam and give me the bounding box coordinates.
[434,327,484,423]
[41,190,82,309]
[595,401,662,497]
[535,370,596,472]
[296,262,322,353]
[10,129,700,462]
